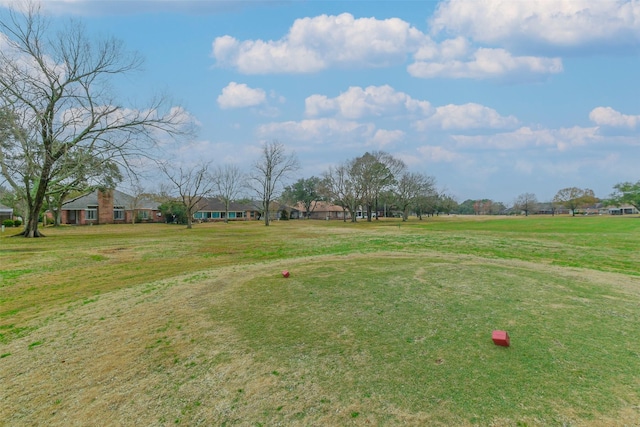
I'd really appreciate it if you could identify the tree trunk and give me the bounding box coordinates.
[22,208,44,237]
[264,209,270,226]
[263,198,270,226]
[21,177,49,238]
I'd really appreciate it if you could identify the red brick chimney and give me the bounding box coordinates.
[97,189,114,224]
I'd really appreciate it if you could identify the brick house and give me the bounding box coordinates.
[293,201,350,220]
[60,189,164,225]
[193,197,261,222]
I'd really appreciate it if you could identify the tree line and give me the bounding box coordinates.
[284,150,443,222]
[152,143,442,227]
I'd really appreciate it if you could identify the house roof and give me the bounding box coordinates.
[197,197,259,212]
[62,189,160,210]
[608,204,638,210]
[0,203,12,213]
[294,201,345,213]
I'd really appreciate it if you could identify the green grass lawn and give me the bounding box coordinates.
[1,216,639,425]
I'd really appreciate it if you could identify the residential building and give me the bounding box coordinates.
[193,197,261,222]
[293,201,351,220]
[0,203,13,222]
[608,205,639,215]
[60,189,164,225]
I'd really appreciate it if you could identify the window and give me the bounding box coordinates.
[86,206,97,220]
[138,210,149,220]
[114,206,125,220]
[228,212,236,219]
[236,212,244,218]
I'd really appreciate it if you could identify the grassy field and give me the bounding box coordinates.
[1,215,639,426]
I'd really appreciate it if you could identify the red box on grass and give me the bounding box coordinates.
[492,330,510,347]
[282,270,290,278]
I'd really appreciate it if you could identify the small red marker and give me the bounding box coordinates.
[282,270,290,278]
[492,330,510,347]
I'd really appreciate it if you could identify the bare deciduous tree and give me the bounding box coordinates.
[124,179,151,225]
[212,164,245,223]
[160,161,215,229]
[249,141,299,226]
[0,3,190,237]
[321,162,361,222]
[514,192,538,216]
[394,172,436,221]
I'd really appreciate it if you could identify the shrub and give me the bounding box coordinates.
[2,219,14,227]
[13,219,22,227]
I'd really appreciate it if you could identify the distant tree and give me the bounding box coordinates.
[514,193,538,216]
[158,200,187,224]
[0,185,10,207]
[394,172,435,221]
[350,151,405,221]
[125,180,153,225]
[248,141,299,226]
[160,161,215,229]
[489,201,507,215]
[456,199,476,215]
[608,181,640,212]
[320,163,361,222]
[553,187,596,216]
[282,176,322,219]
[438,193,459,215]
[0,4,189,237]
[212,164,245,223]
[473,199,493,215]
[414,193,436,219]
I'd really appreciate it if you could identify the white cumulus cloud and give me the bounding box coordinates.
[305,85,432,119]
[370,129,405,148]
[408,46,563,80]
[414,103,519,131]
[417,145,462,162]
[431,0,640,51]
[212,13,426,74]
[212,11,567,80]
[589,106,639,129]
[257,118,376,143]
[451,126,600,151]
[217,82,266,109]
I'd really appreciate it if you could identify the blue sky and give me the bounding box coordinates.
[3,0,639,203]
